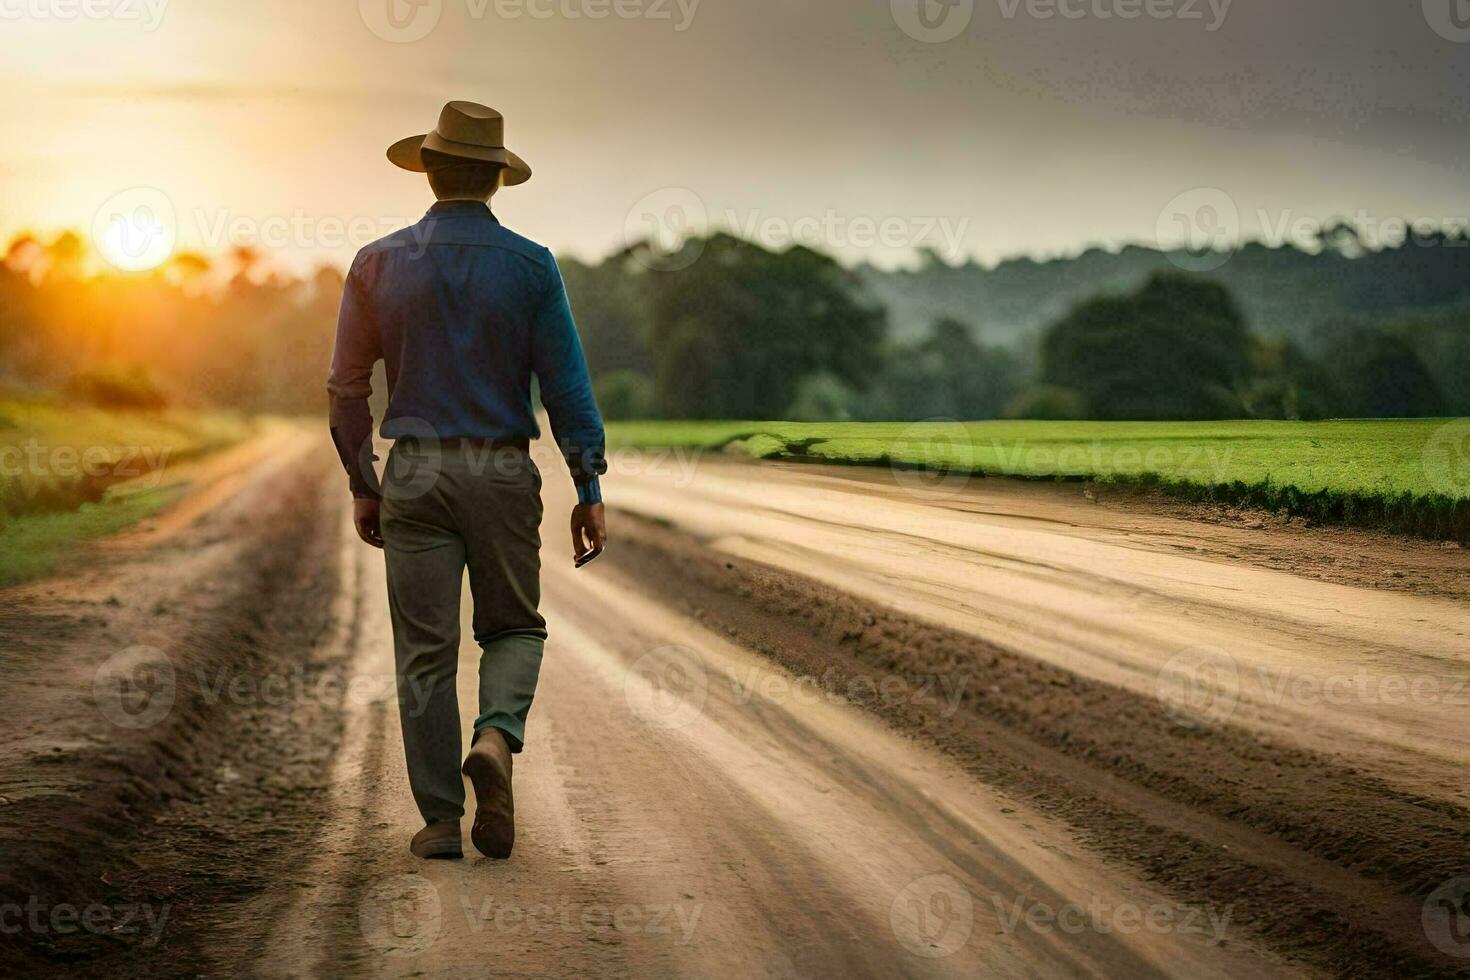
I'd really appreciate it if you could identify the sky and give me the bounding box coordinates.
[2,0,1469,273]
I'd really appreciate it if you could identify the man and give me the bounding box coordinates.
[327,101,607,861]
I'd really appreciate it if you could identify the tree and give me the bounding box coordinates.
[595,369,656,420]
[787,372,861,421]
[1317,324,1444,418]
[1385,304,1470,415]
[1005,385,1090,420]
[559,251,654,377]
[1040,273,1252,420]
[1242,336,1335,420]
[878,317,1020,420]
[643,234,886,419]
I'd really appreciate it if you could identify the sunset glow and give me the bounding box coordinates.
[2,1,1467,274]
[91,194,175,273]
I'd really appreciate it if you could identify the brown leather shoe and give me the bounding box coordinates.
[462,729,514,859]
[410,820,463,860]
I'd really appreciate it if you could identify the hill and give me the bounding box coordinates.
[859,232,1470,347]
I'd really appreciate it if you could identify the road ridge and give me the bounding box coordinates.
[604,511,1467,977]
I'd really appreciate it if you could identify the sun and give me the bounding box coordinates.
[91,188,177,273]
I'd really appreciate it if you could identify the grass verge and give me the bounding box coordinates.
[0,399,251,586]
[608,419,1470,542]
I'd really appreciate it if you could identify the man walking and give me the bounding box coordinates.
[327,101,607,861]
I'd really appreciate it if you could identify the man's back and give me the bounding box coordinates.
[330,200,605,503]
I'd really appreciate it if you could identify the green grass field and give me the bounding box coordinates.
[608,419,1470,541]
[0,399,250,586]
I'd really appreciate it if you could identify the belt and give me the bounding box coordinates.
[398,436,530,452]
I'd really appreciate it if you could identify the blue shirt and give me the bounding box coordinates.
[328,200,605,504]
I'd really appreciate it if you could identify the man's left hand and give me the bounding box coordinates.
[571,503,606,563]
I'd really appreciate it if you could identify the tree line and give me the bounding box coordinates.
[568,231,1468,421]
[0,224,1464,421]
[0,234,339,413]
[861,223,1470,349]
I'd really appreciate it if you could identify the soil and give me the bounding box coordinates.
[0,433,1466,977]
[605,513,1469,978]
[0,427,351,976]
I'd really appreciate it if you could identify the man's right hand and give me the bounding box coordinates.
[571,503,606,564]
[354,497,384,549]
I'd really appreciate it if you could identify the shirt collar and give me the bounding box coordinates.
[425,200,499,222]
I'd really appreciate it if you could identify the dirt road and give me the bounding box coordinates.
[2,429,1467,977]
[611,456,1470,806]
[243,520,1279,978]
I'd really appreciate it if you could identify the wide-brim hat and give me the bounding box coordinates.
[387,101,532,187]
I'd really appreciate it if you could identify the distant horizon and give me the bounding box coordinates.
[3,1,1467,277]
[7,203,1468,281]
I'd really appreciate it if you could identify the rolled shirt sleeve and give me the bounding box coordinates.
[531,251,607,504]
[327,255,384,500]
